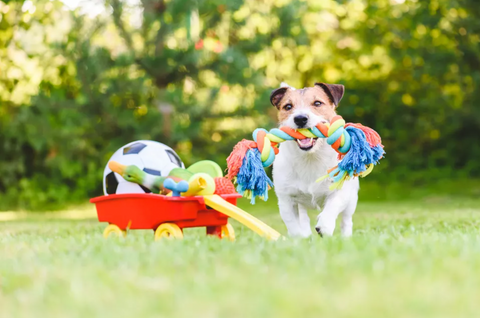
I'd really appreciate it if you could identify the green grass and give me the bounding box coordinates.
[2,195,480,318]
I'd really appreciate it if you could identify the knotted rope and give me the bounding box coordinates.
[226,115,385,203]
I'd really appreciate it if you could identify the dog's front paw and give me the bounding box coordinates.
[315,215,335,237]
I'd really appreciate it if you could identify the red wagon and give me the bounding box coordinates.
[90,193,241,240]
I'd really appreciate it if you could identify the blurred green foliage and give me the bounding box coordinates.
[0,0,479,210]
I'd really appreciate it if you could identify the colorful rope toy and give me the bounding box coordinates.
[226,115,385,203]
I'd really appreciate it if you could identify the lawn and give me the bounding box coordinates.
[1,194,480,318]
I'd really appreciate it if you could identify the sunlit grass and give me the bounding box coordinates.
[1,196,480,318]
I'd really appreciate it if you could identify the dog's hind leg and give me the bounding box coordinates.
[298,204,312,237]
[278,196,309,237]
[340,194,358,237]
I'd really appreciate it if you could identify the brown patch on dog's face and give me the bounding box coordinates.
[270,83,345,151]
[271,84,343,125]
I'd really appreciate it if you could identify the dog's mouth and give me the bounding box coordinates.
[296,137,317,151]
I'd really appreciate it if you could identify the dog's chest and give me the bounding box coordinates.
[286,158,333,209]
[273,141,338,209]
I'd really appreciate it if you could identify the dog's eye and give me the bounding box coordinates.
[284,104,293,111]
[313,101,323,107]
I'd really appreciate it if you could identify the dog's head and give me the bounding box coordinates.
[270,82,344,151]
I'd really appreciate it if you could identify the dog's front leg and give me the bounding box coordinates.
[315,193,348,237]
[277,196,309,238]
[298,204,312,237]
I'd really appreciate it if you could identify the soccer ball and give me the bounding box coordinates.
[103,140,185,195]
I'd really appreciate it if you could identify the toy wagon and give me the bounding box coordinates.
[90,193,241,240]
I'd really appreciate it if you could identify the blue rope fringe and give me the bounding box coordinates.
[338,126,386,174]
[235,148,273,204]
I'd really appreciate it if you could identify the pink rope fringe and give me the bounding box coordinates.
[226,139,252,180]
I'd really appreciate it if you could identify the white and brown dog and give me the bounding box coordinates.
[271,82,359,238]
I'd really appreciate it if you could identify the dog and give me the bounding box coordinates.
[271,82,359,238]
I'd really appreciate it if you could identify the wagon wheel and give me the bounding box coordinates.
[103,224,127,239]
[220,223,235,241]
[155,223,184,241]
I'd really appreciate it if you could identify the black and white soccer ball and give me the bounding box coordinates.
[103,140,185,195]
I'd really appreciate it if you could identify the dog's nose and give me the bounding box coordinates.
[315,226,323,237]
[294,115,308,128]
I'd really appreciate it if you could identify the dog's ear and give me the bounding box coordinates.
[270,87,288,108]
[315,83,345,107]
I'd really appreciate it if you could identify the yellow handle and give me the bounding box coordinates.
[203,195,281,241]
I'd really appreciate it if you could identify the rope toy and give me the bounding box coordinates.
[226,115,385,203]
